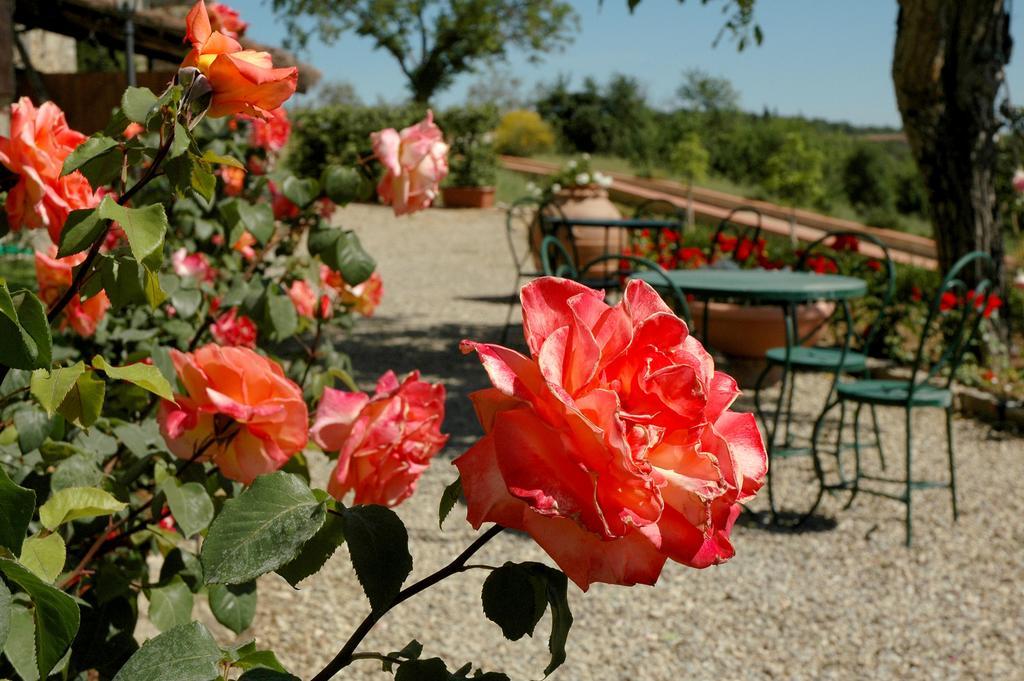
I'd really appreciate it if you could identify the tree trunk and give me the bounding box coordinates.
[892,0,1012,283]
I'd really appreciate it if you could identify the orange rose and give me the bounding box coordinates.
[218,165,245,196]
[35,246,110,337]
[180,1,297,118]
[455,277,767,590]
[0,97,98,242]
[158,345,308,483]
[232,230,257,260]
[312,370,448,507]
[319,265,383,317]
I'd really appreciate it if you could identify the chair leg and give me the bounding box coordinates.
[946,407,958,522]
[869,404,886,471]
[752,362,774,433]
[500,276,522,345]
[904,408,913,547]
[843,403,864,510]
[783,370,798,447]
[834,400,848,486]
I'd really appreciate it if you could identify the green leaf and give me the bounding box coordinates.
[98,197,167,271]
[236,201,275,244]
[121,87,158,124]
[162,481,213,539]
[0,577,10,652]
[238,670,299,681]
[481,563,547,642]
[30,362,86,415]
[200,150,244,169]
[311,230,376,286]
[0,464,36,555]
[38,486,127,530]
[395,658,449,681]
[159,549,204,593]
[56,371,106,428]
[170,287,202,318]
[281,176,320,209]
[18,534,66,584]
[112,621,221,681]
[146,577,193,633]
[342,505,412,613]
[233,646,287,672]
[57,208,105,258]
[92,356,175,401]
[321,165,368,206]
[3,602,37,681]
[523,563,573,677]
[51,453,104,491]
[261,287,298,341]
[62,135,118,177]
[201,472,326,585]
[208,581,256,635]
[0,283,52,370]
[438,477,462,530]
[169,122,191,159]
[275,510,345,587]
[13,407,51,454]
[0,558,80,679]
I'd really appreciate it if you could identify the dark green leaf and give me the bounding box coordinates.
[281,176,320,208]
[332,231,375,286]
[112,621,221,681]
[57,208,105,258]
[162,481,213,539]
[98,197,167,271]
[276,510,345,587]
[3,602,36,681]
[13,407,50,454]
[237,201,275,244]
[0,558,80,679]
[169,122,191,159]
[0,577,10,652]
[262,287,298,341]
[208,581,256,634]
[201,472,326,585]
[0,283,52,370]
[56,371,105,428]
[170,287,202,318]
[342,505,412,613]
[30,362,86,415]
[159,549,204,593]
[146,577,193,633]
[321,165,367,205]
[51,453,104,491]
[481,563,547,642]
[438,477,462,530]
[395,658,449,681]
[235,648,287,672]
[62,135,118,177]
[523,563,573,677]
[121,87,158,123]
[238,670,299,681]
[0,467,35,554]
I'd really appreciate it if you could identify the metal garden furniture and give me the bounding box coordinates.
[630,268,868,520]
[808,251,998,545]
[706,205,764,266]
[540,235,691,321]
[753,231,897,511]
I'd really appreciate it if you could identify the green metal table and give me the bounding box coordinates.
[632,268,867,522]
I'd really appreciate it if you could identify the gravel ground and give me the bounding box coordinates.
[244,204,1023,681]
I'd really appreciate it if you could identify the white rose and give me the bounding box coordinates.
[575,172,590,186]
[551,183,562,193]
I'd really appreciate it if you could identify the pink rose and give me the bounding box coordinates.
[1013,168,1024,194]
[371,110,449,216]
[35,246,110,337]
[455,277,768,590]
[207,2,248,39]
[171,248,216,283]
[210,308,257,347]
[312,370,448,507]
[288,280,316,318]
[158,345,308,484]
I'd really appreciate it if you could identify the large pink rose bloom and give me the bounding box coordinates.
[158,345,308,483]
[371,110,449,216]
[455,277,768,591]
[35,246,110,337]
[312,370,448,507]
[0,97,98,242]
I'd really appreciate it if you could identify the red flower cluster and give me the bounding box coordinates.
[805,255,839,274]
[830,234,860,252]
[210,307,258,347]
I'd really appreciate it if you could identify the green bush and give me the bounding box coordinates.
[494,109,556,156]
[442,105,500,187]
[842,144,897,211]
[288,103,427,178]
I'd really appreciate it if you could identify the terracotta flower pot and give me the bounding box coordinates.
[442,186,496,208]
[531,185,626,275]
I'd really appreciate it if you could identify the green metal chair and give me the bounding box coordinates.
[539,235,691,323]
[706,205,764,267]
[501,197,569,344]
[754,231,897,495]
[808,250,997,545]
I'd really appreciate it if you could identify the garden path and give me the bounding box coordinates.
[245,204,1022,681]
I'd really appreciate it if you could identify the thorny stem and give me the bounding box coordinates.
[310,525,505,681]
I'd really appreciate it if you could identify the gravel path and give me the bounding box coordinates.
[247,205,1023,681]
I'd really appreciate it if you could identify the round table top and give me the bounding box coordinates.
[632,268,868,303]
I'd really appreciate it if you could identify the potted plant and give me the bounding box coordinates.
[441,105,499,208]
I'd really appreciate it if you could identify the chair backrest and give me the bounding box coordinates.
[633,199,686,222]
[909,251,997,395]
[539,236,692,325]
[707,205,764,266]
[794,230,897,352]
[505,196,569,276]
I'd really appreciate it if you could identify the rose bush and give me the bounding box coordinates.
[0,2,767,680]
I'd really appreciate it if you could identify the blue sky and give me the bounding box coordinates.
[233,0,1024,128]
